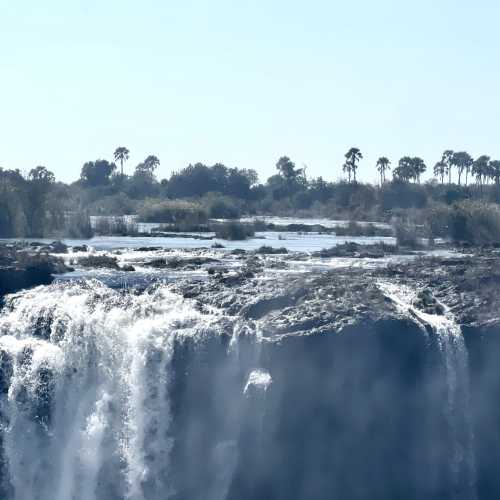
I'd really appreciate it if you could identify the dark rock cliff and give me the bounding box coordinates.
[163,315,473,500]
[0,242,71,298]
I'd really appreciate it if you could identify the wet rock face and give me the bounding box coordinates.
[0,265,54,297]
[165,319,463,500]
[463,325,500,500]
[412,289,445,315]
[0,243,74,298]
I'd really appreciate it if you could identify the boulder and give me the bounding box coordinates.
[77,255,119,269]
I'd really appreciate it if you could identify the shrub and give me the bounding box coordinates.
[93,217,138,236]
[426,205,453,239]
[394,222,420,249]
[207,198,241,219]
[449,202,500,245]
[214,222,254,240]
[381,181,428,210]
[138,199,208,224]
[255,246,288,254]
[66,212,94,239]
[333,221,393,237]
[87,193,138,216]
[425,201,500,245]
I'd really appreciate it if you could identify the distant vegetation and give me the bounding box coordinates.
[2,146,500,244]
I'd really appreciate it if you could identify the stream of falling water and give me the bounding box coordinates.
[0,280,222,500]
[378,282,477,500]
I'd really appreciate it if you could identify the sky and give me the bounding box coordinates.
[1,0,500,185]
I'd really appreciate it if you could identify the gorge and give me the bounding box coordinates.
[0,242,499,500]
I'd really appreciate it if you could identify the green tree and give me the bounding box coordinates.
[451,151,473,186]
[136,155,160,178]
[80,160,117,187]
[376,157,391,185]
[489,160,500,185]
[27,166,56,236]
[345,147,363,183]
[434,161,446,184]
[342,162,352,183]
[393,157,414,182]
[29,165,55,184]
[276,156,302,181]
[411,157,426,183]
[144,154,160,171]
[442,150,454,184]
[472,155,490,193]
[114,147,130,176]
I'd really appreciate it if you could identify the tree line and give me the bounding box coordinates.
[2,145,500,238]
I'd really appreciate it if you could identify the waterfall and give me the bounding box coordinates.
[378,282,477,500]
[0,276,482,499]
[0,280,223,500]
[430,314,477,500]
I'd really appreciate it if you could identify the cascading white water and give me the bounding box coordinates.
[431,314,477,499]
[0,280,222,500]
[378,282,477,500]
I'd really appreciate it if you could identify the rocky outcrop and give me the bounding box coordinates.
[77,254,120,269]
[0,243,72,298]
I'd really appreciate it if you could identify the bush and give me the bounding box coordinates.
[394,222,420,249]
[449,202,500,245]
[87,192,138,216]
[426,205,453,239]
[138,199,208,224]
[207,198,241,219]
[93,217,138,236]
[425,201,500,245]
[214,222,255,240]
[66,212,94,239]
[333,221,393,237]
[255,245,288,254]
[381,181,428,210]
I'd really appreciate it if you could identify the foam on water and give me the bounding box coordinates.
[244,369,272,394]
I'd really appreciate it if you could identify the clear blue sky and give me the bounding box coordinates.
[1,0,500,184]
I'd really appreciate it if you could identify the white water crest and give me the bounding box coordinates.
[0,280,222,500]
[378,281,477,500]
[244,369,272,394]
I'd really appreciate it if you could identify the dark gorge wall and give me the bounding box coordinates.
[0,284,494,500]
[168,319,471,500]
[464,326,500,500]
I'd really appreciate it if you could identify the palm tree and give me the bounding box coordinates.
[143,155,160,176]
[464,154,474,186]
[451,151,473,186]
[342,162,352,183]
[411,157,426,183]
[472,155,490,193]
[394,157,413,182]
[345,147,363,183]
[489,160,500,185]
[376,157,391,185]
[114,147,130,176]
[434,161,446,184]
[441,150,454,184]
